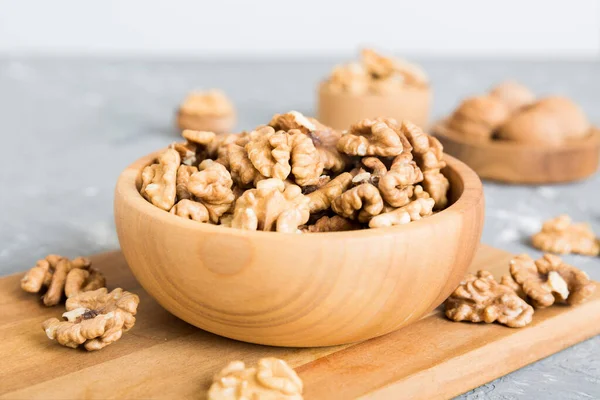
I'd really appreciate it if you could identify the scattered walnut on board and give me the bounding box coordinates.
[531,215,599,256]
[509,253,596,308]
[42,288,139,351]
[208,358,303,400]
[21,255,105,306]
[445,270,534,328]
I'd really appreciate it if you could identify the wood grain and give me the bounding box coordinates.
[114,153,484,347]
[432,121,600,184]
[317,84,431,130]
[1,245,598,400]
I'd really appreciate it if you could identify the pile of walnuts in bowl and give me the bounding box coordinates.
[140,111,450,233]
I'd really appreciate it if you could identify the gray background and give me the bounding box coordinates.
[1,58,599,399]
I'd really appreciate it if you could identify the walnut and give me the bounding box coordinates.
[331,183,384,223]
[246,126,292,180]
[21,255,105,306]
[531,215,599,256]
[401,121,449,209]
[169,141,198,166]
[42,288,139,351]
[187,160,235,223]
[64,268,106,298]
[378,155,423,207]
[489,81,536,112]
[338,118,408,157]
[445,270,534,328]
[231,179,310,233]
[288,129,324,186]
[176,165,198,201]
[307,172,353,213]
[302,215,360,232]
[182,129,217,147]
[170,199,210,222]
[446,95,510,140]
[227,143,263,187]
[369,186,435,228]
[269,112,346,174]
[326,62,370,94]
[208,358,303,400]
[509,254,596,308]
[140,148,180,211]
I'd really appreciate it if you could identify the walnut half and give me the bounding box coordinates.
[509,253,596,308]
[208,358,303,400]
[42,288,139,351]
[445,270,534,328]
[531,215,599,256]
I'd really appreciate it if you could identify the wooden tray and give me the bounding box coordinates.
[1,244,599,400]
[432,121,600,184]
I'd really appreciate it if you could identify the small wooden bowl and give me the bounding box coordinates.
[433,121,600,184]
[176,112,236,134]
[317,84,431,130]
[114,153,483,347]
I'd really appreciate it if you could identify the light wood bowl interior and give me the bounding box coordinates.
[433,121,600,184]
[317,84,431,130]
[114,153,484,347]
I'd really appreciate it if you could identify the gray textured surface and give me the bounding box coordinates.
[1,57,599,399]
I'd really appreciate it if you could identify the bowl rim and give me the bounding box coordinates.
[432,119,600,151]
[318,82,431,99]
[115,151,483,239]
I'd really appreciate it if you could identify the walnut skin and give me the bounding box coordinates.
[445,270,534,328]
[140,148,180,211]
[531,215,599,256]
[208,358,303,400]
[338,118,408,157]
[42,288,139,351]
[369,186,435,228]
[509,253,596,308]
[331,183,384,223]
[231,179,310,233]
[21,255,105,306]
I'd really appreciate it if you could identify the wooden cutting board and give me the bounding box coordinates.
[1,244,599,400]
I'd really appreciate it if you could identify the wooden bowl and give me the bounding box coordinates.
[114,153,484,347]
[433,121,600,184]
[317,84,431,130]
